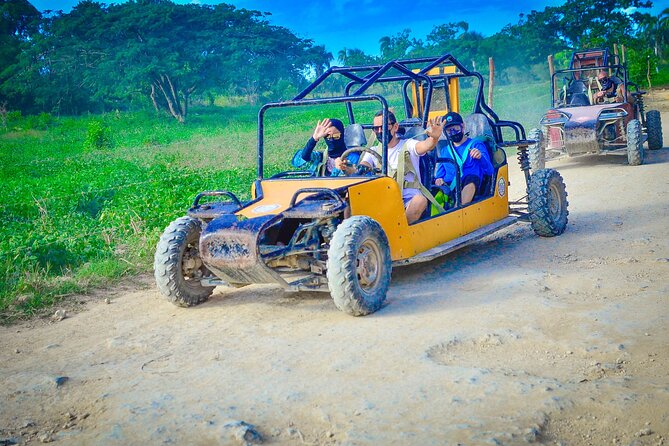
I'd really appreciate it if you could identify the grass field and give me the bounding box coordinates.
[0,81,550,322]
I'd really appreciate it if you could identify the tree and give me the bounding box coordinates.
[0,0,39,71]
[379,29,422,60]
[552,0,652,48]
[302,44,332,78]
[426,21,469,44]
[0,0,40,109]
[635,8,669,58]
[337,48,377,66]
[3,0,329,120]
[101,1,316,120]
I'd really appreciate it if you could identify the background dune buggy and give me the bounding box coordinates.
[154,54,569,316]
[529,48,663,168]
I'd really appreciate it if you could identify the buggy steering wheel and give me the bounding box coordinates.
[340,147,383,175]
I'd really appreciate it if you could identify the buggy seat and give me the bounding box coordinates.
[344,123,367,148]
[566,80,591,106]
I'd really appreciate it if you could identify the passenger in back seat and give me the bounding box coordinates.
[435,112,493,205]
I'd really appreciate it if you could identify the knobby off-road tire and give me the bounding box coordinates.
[626,119,643,166]
[154,216,215,307]
[646,110,663,150]
[528,169,569,237]
[528,128,546,171]
[326,216,392,316]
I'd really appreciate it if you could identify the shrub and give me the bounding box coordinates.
[84,119,112,151]
[6,110,23,127]
[23,112,55,130]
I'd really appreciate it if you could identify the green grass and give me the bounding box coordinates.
[0,84,552,323]
[0,107,262,322]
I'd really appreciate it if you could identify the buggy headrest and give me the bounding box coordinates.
[464,113,494,141]
[399,118,426,141]
[344,124,367,148]
[567,80,588,95]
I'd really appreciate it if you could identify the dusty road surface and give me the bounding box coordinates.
[1,94,668,446]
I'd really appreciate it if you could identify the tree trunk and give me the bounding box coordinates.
[183,86,196,119]
[487,57,494,108]
[182,92,188,118]
[153,74,185,123]
[150,84,160,112]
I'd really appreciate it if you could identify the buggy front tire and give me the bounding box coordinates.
[528,169,569,237]
[626,119,643,166]
[326,216,392,316]
[154,216,215,307]
[528,128,546,171]
[646,110,663,150]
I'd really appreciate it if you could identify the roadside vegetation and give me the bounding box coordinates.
[0,108,248,321]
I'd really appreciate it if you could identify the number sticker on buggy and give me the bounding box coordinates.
[252,204,280,214]
[498,178,506,197]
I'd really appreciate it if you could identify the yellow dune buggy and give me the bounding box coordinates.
[154,54,569,316]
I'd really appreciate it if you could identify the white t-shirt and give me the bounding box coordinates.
[361,138,423,202]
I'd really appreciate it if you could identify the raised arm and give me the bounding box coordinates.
[415,117,444,155]
[301,119,331,161]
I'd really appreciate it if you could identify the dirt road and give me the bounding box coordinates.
[1,96,668,445]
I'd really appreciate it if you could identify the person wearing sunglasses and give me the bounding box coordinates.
[594,70,625,103]
[354,110,444,224]
[298,118,348,176]
[434,111,493,206]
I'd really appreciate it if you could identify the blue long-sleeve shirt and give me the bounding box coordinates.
[435,138,493,189]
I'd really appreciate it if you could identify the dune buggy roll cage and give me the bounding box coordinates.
[568,48,619,70]
[550,63,631,108]
[257,53,528,180]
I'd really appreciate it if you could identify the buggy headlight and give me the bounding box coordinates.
[598,109,627,121]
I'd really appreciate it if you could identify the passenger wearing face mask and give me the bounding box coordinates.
[299,118,350,176]
[353,110,444,224]
[594,70,625,103]
[434,111,493,206]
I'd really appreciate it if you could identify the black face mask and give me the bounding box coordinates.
[324,137,347,158]
[600,78,612,90]
[450,130,464,143]
[375,129,393,145]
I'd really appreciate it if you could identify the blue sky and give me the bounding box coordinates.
[29,0,669,56]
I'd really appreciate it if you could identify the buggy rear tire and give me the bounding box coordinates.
[626,119,643,166]
[528,128,546,171]
[326,216,391,316]
[646,110,663,150]
[528,169,569,237]
[154,216,215,307]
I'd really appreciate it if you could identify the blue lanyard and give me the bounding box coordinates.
[443,139,472,190]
